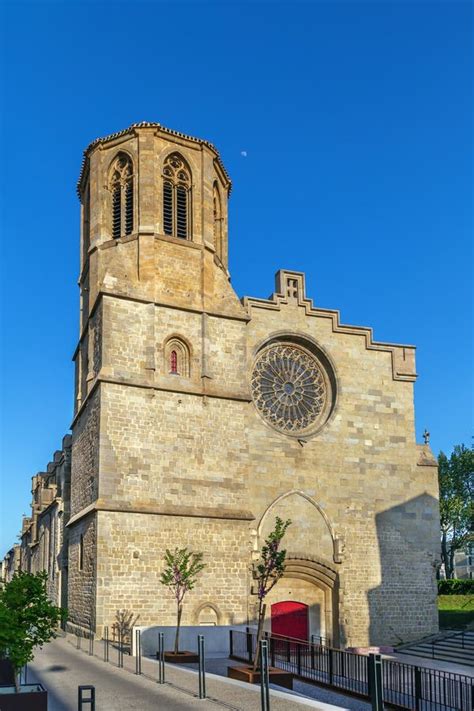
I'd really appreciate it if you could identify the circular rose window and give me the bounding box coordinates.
[251,342,331,435]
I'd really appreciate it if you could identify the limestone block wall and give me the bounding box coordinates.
[242,295,439,646]
[71,389,100,516]
[95,511,250,634]
[99,383,249,516]
[68,515,97,631]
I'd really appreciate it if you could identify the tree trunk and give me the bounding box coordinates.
[174,602,183,654]
[14,670,20,694]
[448,547,455,580]
[252,601,266,672]
[441,530,449,577]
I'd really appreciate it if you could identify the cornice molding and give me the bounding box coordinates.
[67,499,255,527]
[73,288,250,359]
[71,374,251,428]
[77,121,231,198]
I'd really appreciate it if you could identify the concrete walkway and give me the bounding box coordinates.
[28,636,349,711]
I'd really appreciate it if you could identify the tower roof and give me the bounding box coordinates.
[77,121,231,197]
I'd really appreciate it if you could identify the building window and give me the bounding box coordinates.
[109,153,134,239]
[79,534,84,571]
[164,337,191,377]
[170,350,178,374]
[162,153,191,239]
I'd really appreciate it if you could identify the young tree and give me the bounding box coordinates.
[438,444,474,579]
[253,517,291,671]
[0,571,66,692]
[160,548,205,654]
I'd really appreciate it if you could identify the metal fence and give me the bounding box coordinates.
[229,629,474,711]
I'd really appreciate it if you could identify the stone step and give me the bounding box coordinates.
[397,647,474,667]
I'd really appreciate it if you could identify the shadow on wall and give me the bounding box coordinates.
[367,492,440,647]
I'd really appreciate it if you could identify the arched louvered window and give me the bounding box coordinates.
[109,153,134,239]
[162,153,191,239]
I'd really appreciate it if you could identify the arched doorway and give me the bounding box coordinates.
[271,601,308,641]
[263,558,339,646]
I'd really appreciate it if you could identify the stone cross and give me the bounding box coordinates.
[423,429,430,445]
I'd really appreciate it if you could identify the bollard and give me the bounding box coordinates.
[368,653,383,711]
[259,639,270,711]
[198,634,206,699]
[157,632,165,684]
[78,685,95,710]
[104,626,109,662]
[135,629,142,675]
[118,629,122,668]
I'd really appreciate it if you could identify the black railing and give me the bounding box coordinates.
[229,629,474,711]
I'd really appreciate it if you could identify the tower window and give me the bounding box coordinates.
[163,181,173,235]
[170,350,178,374]
[164,337,191,377]
[162,153,192,239]
[109,153,134,239]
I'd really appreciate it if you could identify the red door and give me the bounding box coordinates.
[271,601,309,641]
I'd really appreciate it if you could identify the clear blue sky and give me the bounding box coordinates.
[0,1,472,555]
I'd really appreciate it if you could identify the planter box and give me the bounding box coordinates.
[0,684,47,711]
[158,650,200,663]
[227,665,293,689]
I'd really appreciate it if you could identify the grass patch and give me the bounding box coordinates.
[438,594,474,629]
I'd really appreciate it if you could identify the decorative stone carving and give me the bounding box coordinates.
[251,343,328,434]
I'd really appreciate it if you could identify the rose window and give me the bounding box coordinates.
[251,344,328,434]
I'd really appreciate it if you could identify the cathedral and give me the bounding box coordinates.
[10,121,441,647]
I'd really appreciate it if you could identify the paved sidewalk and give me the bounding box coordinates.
[28,636,349,711]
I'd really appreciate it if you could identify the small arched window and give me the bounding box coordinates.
[213,183,223,260]
[109,153,134,239]
[170,350,178,374]
[164,337,191,377]
[162,153,192,239]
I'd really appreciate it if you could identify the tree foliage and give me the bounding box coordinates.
[253,517,291,670]
[255,517,292,602]
[438,444,473,579]
[0,571,66,691]
[160,548,205,653]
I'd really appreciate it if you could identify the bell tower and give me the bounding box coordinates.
[68,123,250,635]
[74,122,244,414]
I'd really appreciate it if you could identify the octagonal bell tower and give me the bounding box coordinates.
[68,123,249,635]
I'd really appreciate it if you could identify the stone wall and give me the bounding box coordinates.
[65,124,441,647]
[67,514,97,631]
[71,389,100,516]
[94,511,250,635]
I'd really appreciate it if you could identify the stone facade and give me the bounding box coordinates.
[3,121,441,648]
[4,436,72,613]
